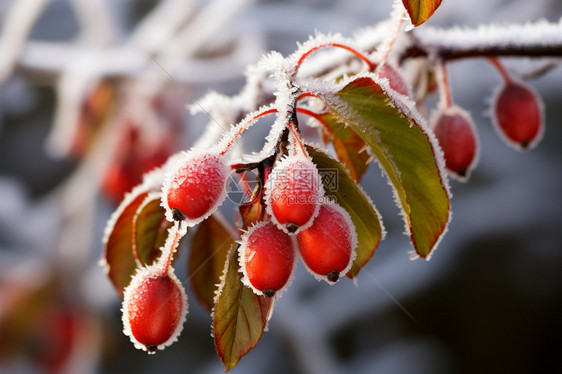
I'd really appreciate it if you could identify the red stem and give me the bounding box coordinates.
[296,92,318,101]
[219,108,278,156]
[296,107,331,132]
[295,43,376,73]
[378,17,404,62]
[438,62,453,108]
[287,121,307,156]
[160,225,180,276]
[488,57,513,84]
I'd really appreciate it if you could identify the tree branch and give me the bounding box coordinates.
[404,19,562,61]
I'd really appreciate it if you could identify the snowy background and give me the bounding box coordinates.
[0,0,561,373]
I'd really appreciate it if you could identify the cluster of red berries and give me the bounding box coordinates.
[428,59,543,180]
[111,41,546,359]
[120,127,358,352]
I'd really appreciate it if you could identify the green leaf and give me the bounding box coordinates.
[320,113,371,182]
[103,191,149,297]
[133,193,173,267]
[402,0,442,27]
[309,147,384,278]
[188,215,235,311]
[213,244,273,372]
[315,75,450,259]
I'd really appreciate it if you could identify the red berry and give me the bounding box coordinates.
[122,266,187,353]
[265,154,324,234]
[431,106,479,180]
[102,125,171,203]
[240,220,296,297]
[493,82,543,150]
[296,202,357,283]
[163,150,229,226]
[376,63,411,97]
[34,305,78,374]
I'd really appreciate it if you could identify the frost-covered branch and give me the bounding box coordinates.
[405,18,562,61]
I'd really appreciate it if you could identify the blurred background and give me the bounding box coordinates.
[0,0,561,373]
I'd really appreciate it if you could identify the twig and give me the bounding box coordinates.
[0,0,51,84]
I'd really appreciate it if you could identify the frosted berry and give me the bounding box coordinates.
[296,202,357,283]
[265,154,324,234]
[122,266,187,353]
[376,63,411,97]
[163,150,229,226]
[240,220,296,297]
[493,82,543,150]
[431,106,479,179]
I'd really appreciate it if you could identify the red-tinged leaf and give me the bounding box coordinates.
[133,193,173,266]
[188,215,235,311]
[308,147,384,278]
[320,113,371,182]
[213,244,273,372]
[238,187,266,229]
[103,191,149,297]
[102,166,170,297]
[313,75,450,259]
[402,0,442,27]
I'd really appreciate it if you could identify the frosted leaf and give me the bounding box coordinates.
[264,154,325,235]
[209,242,234,327]
[307,72,451,259]
[395,0,415,32]
[325,71,450,197]
[121,264,188,353]
[101,163,168,251]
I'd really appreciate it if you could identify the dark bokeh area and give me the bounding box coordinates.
[1,0,561,373]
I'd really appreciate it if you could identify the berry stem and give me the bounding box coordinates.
[160,225,181,276]
[295,43,376,73]
[377,15,404,62]
[296,107,333,137]
[437,61,453,108]
[219,106,278,156]
[296,92,318,102]
[287,120,307,156]
[488,57,513,84]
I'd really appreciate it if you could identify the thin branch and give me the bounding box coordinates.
[404,19,562,61]
[0,0,51,84]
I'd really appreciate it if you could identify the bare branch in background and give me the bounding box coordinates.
[0,0,51,84]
